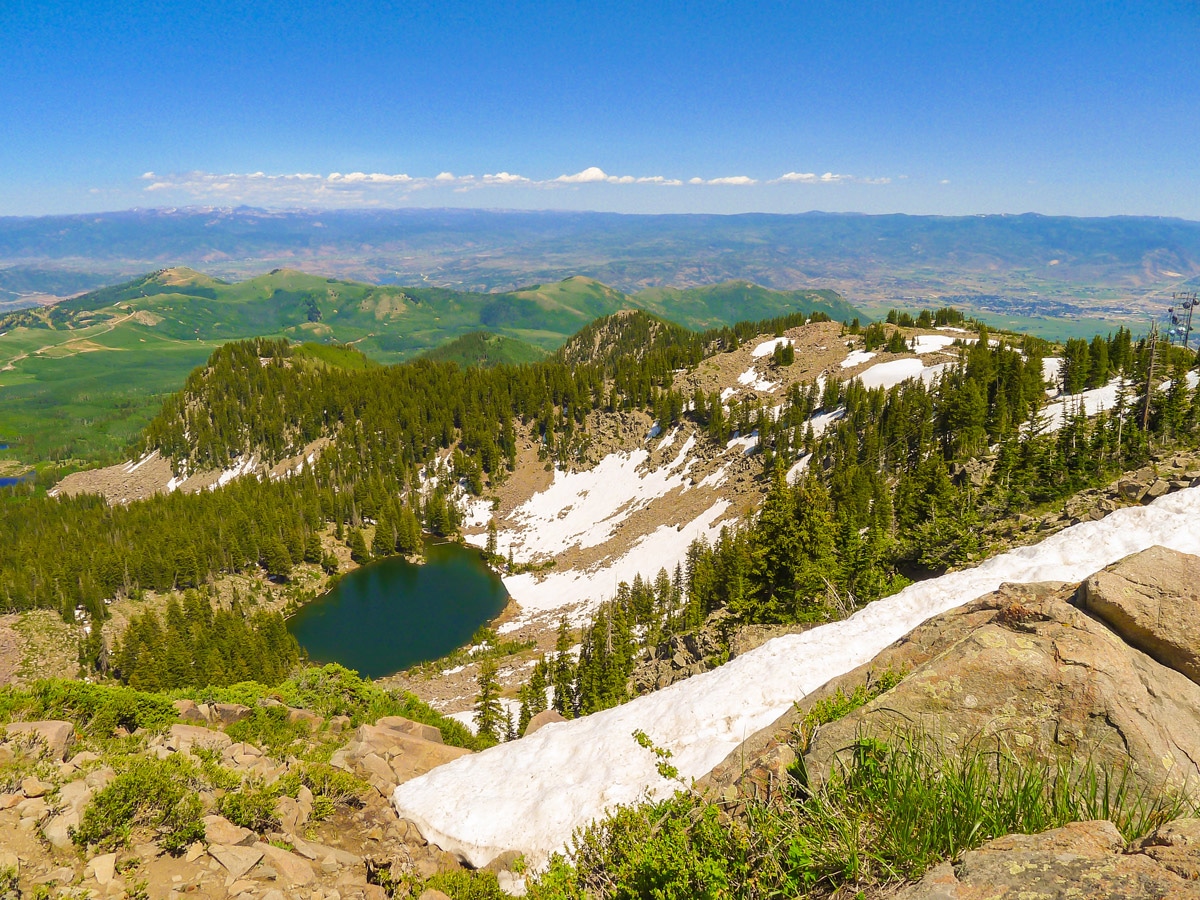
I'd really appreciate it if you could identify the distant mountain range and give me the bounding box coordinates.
[1,209,1198,325]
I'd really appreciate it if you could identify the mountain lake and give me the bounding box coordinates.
[287,539,510,678]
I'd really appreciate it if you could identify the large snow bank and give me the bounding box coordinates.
[394,486,1200,870]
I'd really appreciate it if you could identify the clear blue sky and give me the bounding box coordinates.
[2,0,1197,217]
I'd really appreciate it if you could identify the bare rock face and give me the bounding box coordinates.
[332,716,469,796]
[1076,545,1200,684]
[899,819,1200,899]
[804,579,1200,792]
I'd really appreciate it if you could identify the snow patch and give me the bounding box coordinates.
[211,454,259,490]
[751,337,793,358]
[725,433,758,456]
[856,358,949,390]
[394,486,1200,871]
[499,500,730,619]
[912,334,958,354]
[1035,379,1130,432]
[841,349,876,368]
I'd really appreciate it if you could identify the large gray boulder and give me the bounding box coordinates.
[804,578,1200,793]
[899,819,1200,899]
[1076,545,1200,684]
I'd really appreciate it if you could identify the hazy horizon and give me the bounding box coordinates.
[3,2,1197,219]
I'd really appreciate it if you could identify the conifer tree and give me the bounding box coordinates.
[474,657,504,743]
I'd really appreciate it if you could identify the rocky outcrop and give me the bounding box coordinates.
[804,571,1200,790]
[899,818,1200,899]
[333,716,470,797]
[1077,544,1200,684]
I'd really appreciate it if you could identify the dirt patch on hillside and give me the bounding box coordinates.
[0,615,22,686]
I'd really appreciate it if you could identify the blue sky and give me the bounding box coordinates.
[1,0,1197,217]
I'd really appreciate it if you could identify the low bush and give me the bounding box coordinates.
[72,755,205,853]
[0,679,176,736]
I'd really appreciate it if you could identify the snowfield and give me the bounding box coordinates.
[394,486,1200,871]
[494,499,731,621]
[494,433,697,560]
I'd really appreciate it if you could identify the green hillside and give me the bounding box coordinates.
[0,268,860,465]
[634,281,859,329]
[421,331,548,368]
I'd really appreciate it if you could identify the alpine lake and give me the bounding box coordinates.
[287,539,510,679]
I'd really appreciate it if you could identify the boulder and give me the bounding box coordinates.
[524,709,565,736]
[898,819,1200,899]
[343,722,469,793]
[166,723,232,752]
[172,699,209,724]
[41,779,92,850]
[274,795,308,835]
[1142,816,1200,879]
[1076,545,1200,684]
[202,814,255,846]
[374,715,442,744]
[801,578,1200,796]
[285,707,325,732]
[209,843,264,879]
[801,577,1200,795]
[87,852,117,886]
[210,703,252,727]
[4,721,75,760]
[257,842,316,886]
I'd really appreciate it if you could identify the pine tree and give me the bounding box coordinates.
[551,618,576,719]
[474,657,504,743]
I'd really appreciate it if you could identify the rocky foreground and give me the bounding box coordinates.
[9,545,1200,898]
[706,544,1200,897]
[0,700,494,899]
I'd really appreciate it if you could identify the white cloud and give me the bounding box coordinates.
[774,171,890,185]
[134,164,888,206]
[555,166,611,184]
[482,171,530,184]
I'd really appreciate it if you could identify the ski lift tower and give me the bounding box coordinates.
[1168,291,1199,351]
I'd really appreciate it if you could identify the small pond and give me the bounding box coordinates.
[287,540,509,679]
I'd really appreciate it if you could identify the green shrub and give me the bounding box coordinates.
[277,762,367,821]
[527,729,1195,899]
[417,870,508,900]
[219,778,280,833]
[190,664,485,750]
[0,679,176,736]
[792,667,904,751]
[73,755,205,853]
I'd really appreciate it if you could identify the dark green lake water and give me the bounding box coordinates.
[287,540,509,679]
